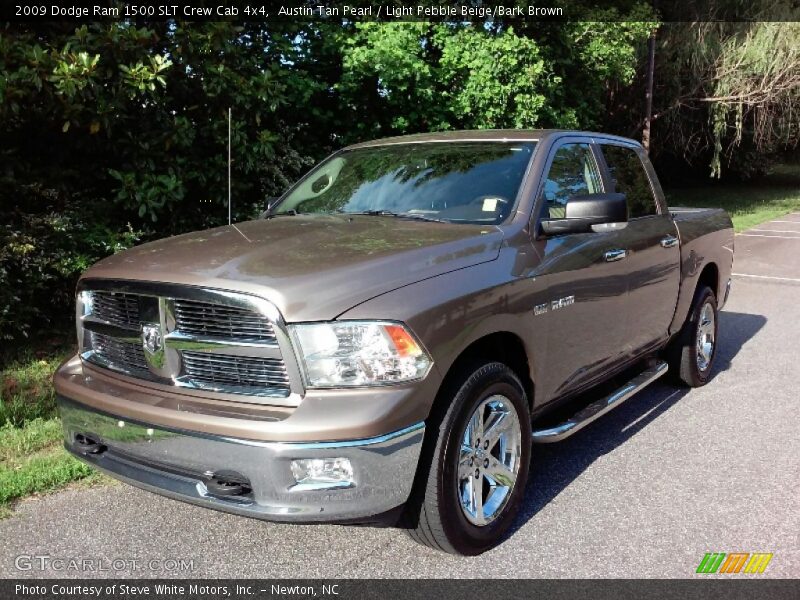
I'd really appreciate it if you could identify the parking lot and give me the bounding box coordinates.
[1,215,798,579]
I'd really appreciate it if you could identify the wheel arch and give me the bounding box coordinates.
[697,262,720,299]
[433,331,534,419]
[670,260,721,336]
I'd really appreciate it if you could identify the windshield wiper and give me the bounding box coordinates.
[346,210,443,223]
[396,212,444,223]
[263,209,298,219]
[347,209,400,217]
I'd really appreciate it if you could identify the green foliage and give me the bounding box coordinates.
[0,418,63,462]
[652,17,800,177]
[437,26,548,127]
[0,206,140,341]
[337,19,654,139]
[1,348,72,424]
[0,21,342,342]
[707,22,800,177]
[0,345,104,515]
[666,165,800,232]
[0,443,98,512]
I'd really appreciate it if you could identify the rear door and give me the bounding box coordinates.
[597,142,681,356]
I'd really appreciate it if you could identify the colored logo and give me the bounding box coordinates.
[696,552,773,574]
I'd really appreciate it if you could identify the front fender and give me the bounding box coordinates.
[337,252,542,415]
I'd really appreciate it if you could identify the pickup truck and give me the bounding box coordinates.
[56,130,734,555]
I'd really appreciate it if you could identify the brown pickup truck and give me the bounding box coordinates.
[56,130,734,554]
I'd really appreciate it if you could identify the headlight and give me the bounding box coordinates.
[290,321,433,388]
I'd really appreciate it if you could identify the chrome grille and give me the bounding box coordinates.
[90,331,149,375]
[77,282,300,403]
[174,299,276,343]
[182,352,289,390]
[92,291,140,327]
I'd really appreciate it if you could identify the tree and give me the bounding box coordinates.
[0,20,342,340]
[649,18,800,177]
[336,19,654,141]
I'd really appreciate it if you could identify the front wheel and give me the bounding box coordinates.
[404,361,531,555]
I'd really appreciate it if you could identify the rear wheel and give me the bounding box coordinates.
[668,285,718,387]
[404,361,531,555]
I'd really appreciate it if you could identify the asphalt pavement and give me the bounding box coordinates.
[1,215,798,579]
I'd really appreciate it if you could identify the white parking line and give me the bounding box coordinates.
[737,234,800,239]
[750,229,800,234]
[733,273,800,283]
[769,220,800,224]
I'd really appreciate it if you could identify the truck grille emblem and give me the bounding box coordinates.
[141,323,165,369]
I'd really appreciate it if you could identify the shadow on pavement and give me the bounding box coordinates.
[713,310,767,375]
[507,310,766,540]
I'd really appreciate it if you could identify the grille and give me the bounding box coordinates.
[182,351,290,390]
[173,299,276,343]
[80,286,294,399]
[89,331,149,374]
[92,291,140,328]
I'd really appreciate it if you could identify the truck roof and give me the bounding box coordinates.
[346,129,640,149]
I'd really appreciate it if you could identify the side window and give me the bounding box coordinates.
[601,145,658,219]
[541,143,602,218]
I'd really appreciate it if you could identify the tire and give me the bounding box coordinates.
[668,285,719,387]
[403,360,532,555]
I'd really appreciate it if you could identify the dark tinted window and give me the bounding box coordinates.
[541,143,602,218]
[277,142,536,225]
[602,145,658,218]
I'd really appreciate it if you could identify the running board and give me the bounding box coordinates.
[532,361,668,443]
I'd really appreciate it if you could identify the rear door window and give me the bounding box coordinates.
[601,145,658,219]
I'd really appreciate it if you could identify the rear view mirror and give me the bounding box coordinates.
[541,193,627,235]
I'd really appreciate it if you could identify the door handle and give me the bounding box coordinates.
[604,249,627,262]
[660,235,678,248]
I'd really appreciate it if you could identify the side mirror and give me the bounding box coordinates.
[540,193,627,235]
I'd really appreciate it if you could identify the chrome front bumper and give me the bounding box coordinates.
[58,397,424,523]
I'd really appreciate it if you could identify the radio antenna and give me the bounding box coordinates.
[227,107,232,225]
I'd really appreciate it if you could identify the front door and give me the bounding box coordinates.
[531,141,631,402]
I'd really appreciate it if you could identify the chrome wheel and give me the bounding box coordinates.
[696,301,716,372]
[457,395,522,526]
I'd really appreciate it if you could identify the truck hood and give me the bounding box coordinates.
[82,214,504,321]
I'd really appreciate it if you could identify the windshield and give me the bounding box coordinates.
[273,142,537,225]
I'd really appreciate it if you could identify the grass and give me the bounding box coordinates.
[0,436,105,518]
[666,165,800,232]
[1,352,67,426]
[0,341,108,518]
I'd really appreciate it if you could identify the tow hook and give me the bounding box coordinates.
[74,433,107,456]
[205,470,253,498]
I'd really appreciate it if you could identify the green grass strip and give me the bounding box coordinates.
[0,446,95,506]
[0,418,64,462]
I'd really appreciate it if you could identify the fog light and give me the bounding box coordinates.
[290,457,354,489]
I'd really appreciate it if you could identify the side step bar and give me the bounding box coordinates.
[532,361,668,443]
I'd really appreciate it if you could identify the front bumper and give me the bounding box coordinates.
[59,396,424,523]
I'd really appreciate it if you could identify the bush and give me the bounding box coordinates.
[0,201,140,343]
